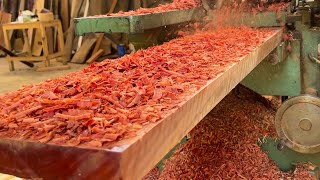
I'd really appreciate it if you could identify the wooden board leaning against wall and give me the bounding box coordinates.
[0,0,174,64]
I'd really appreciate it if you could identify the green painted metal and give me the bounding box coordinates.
[156,136,188,171]
[260,137,320,178]
[129,28,166,50]
[241,40,301,96]
[300,30,320,94]
[207,10,287,27]
[74,8,205,35]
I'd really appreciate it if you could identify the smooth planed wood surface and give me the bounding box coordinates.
[120,28,284,179]
[0,28,283,179]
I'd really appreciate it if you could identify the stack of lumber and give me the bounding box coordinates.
[67,0,115,64]
[1,0,174,64]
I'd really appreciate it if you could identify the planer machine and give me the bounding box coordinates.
[0,0,320,179]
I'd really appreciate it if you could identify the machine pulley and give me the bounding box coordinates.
[275,95,320,154]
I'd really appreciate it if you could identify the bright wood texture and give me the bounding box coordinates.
[0,28,283,179]
[118,28,283,180]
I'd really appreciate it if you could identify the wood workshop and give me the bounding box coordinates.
[0,0,319,179]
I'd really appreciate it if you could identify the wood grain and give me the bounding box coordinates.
[77,0,90,50]
[65,0,84,62]
[0,11,11,46]
[119,28,283,180]
[60,0,69,32]
[71,37,96,64]
[0,28,283,179]
[86,49,104,64]
[92,33,104,54]
[36,65,71,72]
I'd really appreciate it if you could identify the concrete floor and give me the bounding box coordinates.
[0,58,87,94]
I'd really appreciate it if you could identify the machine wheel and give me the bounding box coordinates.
[275,95,320,154]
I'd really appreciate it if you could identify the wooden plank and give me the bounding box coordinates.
[109,0,118,14]
[22,29,31,55]
[100,36,112,55]
[47,51,64,59]
[0,11,11,46]
[71,37,96,64]
[31,30,43,56]
[86,49,104,64]
[76,0,90,50]
[65,0,84,62]
[36,65,71,72]
[31,0,45,56]
[33,0,45,13]
[56,21,67,65]
[6,56,45,61]
[39,10,55,54]
[46,27,54,54]
[0,28,283,179]
[19,0,26,11]
[39,23,50,66]
[119,28,283,180]
[60,0,69,32]
[92,33,104,54]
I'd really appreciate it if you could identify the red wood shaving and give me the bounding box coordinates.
[144,87,315,179]
[0,27,276,147]
[105,0,201,17]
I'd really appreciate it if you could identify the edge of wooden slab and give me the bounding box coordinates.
[0,138,122,179]
[0,28,283,179]
[119,28,284,179]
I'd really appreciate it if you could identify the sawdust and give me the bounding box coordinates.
[143,85,315,179]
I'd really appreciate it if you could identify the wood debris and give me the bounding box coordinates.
[144,86,315,179]
[0,27,276,147]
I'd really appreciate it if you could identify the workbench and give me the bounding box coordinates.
[2,20,65,71]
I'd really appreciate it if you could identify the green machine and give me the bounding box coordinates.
[241,0,320,174]
[74,0,320,174]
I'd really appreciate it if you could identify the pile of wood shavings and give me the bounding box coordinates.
[106,0,201,17]
[0,27,275,147]
[144,86,315,179]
